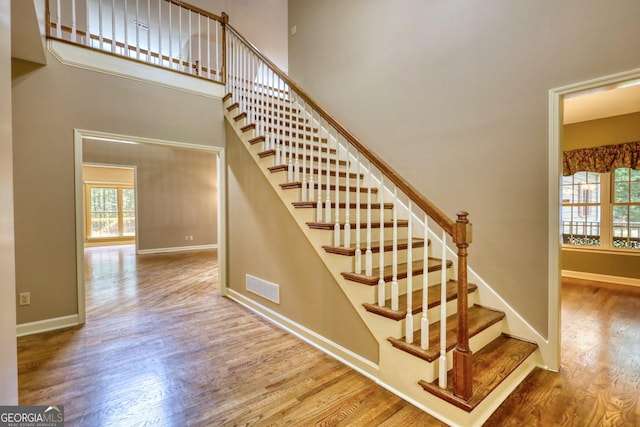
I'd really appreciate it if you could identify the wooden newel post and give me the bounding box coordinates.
[452,211,473,400]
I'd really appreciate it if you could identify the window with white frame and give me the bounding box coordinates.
[562,168,640,251]
[86,184,136,240]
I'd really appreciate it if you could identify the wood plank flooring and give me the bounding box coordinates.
[17,247,640,426]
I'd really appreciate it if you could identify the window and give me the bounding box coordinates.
[86,184,135,240]
[562,172,601,247]
[612,168,640,249]
[562,168,640,252]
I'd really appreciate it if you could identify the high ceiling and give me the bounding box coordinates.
[563,80,640,124]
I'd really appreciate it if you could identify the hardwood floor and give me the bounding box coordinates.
[17,247,640,426]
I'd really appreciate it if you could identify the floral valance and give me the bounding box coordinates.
[563,141,640,176]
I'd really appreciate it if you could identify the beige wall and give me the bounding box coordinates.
[83,165,134,183]
[288,0,640,336]
[564,111,640,151]
[562,112,640,278]
[0,0,18,404]
[12,52,224,325]
[226,122,378,362]
[190,0,288,71]
[83,140,218,251]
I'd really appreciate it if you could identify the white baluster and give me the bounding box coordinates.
[438,230,448,389]
[391,186,398,311]
[158,0,162,64]
[167,2,172,67]
[85,0,90,46]
[308,110,315,203]
[324,122,332,224]
[215,20,219,80]
[187,10,192,69]
[71,0,77,42]
[198,14,202,74]
[138,0,142,60]
[55,0,62,38]
[343,143,351,249]
[111,0,115,52]
[301,101,308,201]
[146,0,151,62]
[333,133,341,246]
[316,113,323,222]
[294,98,301,183]
[354,152,362,273]
[406,201,413,343]
[378,174,385,305]
[421,213,430,350]
[365,159,373,276]
[124,0,129,55]
[99,0,104,49]
[287,91,294,183]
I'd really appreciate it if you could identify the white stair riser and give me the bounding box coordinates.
[295,206,393,223]
[407,292,477,333]
[417,320,504,384]
[376,268,455,298]
[306,226,409,247]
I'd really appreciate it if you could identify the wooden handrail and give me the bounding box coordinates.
[164,0,224,22]
[226,25,455,236]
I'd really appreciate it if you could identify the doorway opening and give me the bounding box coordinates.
[548,67,640,371]
[74,129,227,324]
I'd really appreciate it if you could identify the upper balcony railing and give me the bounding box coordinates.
[46,0,227,83]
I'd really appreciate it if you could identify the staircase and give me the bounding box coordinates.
[43,0,542,424]
[223,27,540,426]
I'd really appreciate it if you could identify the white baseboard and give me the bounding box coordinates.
[16,314,80,337]
[226,289,379,377]
[137,244,217,255]
[562,270,640,287]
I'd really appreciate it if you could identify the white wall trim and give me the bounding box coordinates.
[562,270,640,287]
[16,315,80,337]
[226,289,466,427]
[227,289,379,376]
[137,244,218,255]
[74,129,226,326]
[48,39,225,99]
[548,67,640,372]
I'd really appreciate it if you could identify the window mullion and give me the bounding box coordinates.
[601,172,612,249]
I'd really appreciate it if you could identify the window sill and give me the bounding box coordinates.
[561,245,640,256]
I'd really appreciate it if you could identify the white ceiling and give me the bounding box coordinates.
[563,81,640,124]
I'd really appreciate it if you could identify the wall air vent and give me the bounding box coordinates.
[246,274,280,304]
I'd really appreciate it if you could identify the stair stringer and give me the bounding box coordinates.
[223,102,540,427]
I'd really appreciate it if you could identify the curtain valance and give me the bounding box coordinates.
[563,141,640,176]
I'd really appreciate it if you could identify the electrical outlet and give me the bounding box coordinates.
[189,235,193,241]
[19,292,30,306]
[185,235,189,241]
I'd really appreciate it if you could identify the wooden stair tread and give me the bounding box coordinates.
[307,220,408,231]
[388,305,505,363]
[253,140,336,155]
[269,165,361,179]
[419,334,538,412]
[281,182,375,193]
[293,201,392,209]
[258,146,337,159]
[323,238,427,257]
[223,93,233,102]
[342,258,452,285]
[363,280,477,321]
